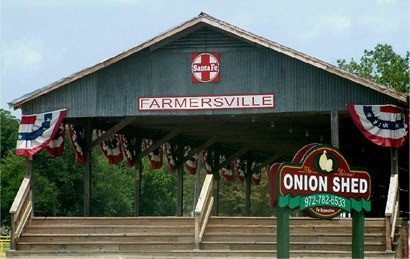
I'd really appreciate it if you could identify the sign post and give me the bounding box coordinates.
[269,144,371,258]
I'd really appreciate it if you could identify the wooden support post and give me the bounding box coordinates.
[331,110,339,148]
[385,216,392,251]
[245,160,252,216]
[212,153,220,216]
[134,158,142,216]
[352,210,365,258]
[176,146,184,216]
[83,124,93,217]
[277,205,290,258]
[391,148,399,176]
[26,157,34,216]
[212,175,219,216]
[194,152,203,210]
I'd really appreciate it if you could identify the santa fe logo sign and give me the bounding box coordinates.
[192,52,220,83]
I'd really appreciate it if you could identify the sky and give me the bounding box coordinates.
[1,0,409,117]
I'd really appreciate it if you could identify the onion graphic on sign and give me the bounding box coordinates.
[269,144,371,219]
[191,52,220,83]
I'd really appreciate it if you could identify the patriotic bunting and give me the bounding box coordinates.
[233,158,245,184]
[251,162,261,185]
[348,104,408,148]
[252,171,261,185]
[96,130,123,165]
[184,146,198,174]
[165,142,178,172]
[121,135,139,167]
[143,139,163,169]
[16,109,67,157]
[219,155,234,182]
[67,124,86,164]
[45,123,65,157]
[202,150,214,174]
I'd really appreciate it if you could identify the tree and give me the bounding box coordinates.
[0,109,19,158]
[337,44,409,93]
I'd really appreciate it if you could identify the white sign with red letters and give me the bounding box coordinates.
[192,52,220,83]
[138,94,275,111]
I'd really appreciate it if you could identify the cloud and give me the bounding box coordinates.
[1,38,65,74]
[1,38,43,72]
[299,13,352,41]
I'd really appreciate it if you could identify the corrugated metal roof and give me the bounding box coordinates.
[8,12,408,109]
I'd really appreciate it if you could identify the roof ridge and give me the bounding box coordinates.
[8,13,408,109]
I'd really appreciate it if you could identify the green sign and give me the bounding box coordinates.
[279,193,371,212]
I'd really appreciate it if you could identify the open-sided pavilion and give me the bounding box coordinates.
[7,13,408,257]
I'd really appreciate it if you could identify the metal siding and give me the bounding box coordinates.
[22,73,97,116]
[20,26,399,117]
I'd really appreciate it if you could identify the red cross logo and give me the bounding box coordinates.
[191,52,220,83]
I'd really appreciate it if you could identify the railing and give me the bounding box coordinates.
[194,174,214,249]
[385,171,399,251]
[9,177,32,250]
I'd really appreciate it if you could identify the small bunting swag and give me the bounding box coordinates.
[202,150,214,174]
[219,155,234,182]
[233,158,245,185]
[251,161,261,185]
[67,124,86,164]
[45,123,65,157]
[184,146,198,174]
[121,135,139,167]
[143,139,163,169]
[165,142,178,172]
[96,130,123,165]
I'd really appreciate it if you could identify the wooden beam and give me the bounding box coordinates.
[177,137,217,168]
[331,111,339,148]
[176,145,184,216]
[134,158,142,216]
[219,146,251,169]
[212,152,221,216]
[138,128,181,159]
[83,124,93,217]
[194,152,203,209]
[245,160,252,216]
[250,152,284,174]
[90,117,136,149]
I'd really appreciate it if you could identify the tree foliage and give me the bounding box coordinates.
[1,109,19,158]
[337,44,409,93]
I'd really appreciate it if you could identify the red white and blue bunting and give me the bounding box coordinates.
[67,124,86,164]
[120,135,139,167]
[143,139,164,169]
[232,158,245,185]
[202,150,214,174]
[165,142,178,173]
[16,109,67,157]
[96,130,123,165]
[348,104,408,148]
[15,110,265,187]
[251,161,261,186]
[45,123,65,157]
[184,146,198,174]
[219,155,234,182]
